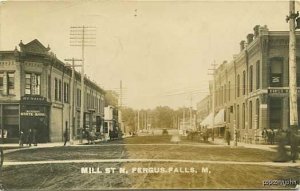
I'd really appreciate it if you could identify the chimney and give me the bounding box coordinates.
[240,40,246,51]
[253,25,260,38]
[247,33,254,44]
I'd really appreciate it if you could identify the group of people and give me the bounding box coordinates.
[19,128,38,147]
[262,128,276,144]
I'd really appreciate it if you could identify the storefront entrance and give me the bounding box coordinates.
[269,97,283,129]
[20,96,50,143]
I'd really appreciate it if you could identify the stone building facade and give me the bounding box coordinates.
[199,25,300,143]
[0,39,105,143]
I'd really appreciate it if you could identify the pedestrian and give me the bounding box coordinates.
[63,127,69,146]
[27,128,33,147]
[273,129,289,162]
[19,130,24,147]
[225,128,231,146]
[262,128,267,143]
[270,129,275,145]
[290,128,299,163]
[32,128,37,146]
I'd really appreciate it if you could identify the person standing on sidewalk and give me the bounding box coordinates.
[19,130,24,147]
[290,128,299,163]
[225,127,231,146]
[63,127,69,146]
[32,128,37,146]
[27,128,33,147]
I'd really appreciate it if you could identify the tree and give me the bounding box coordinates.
[122,107,136,133]
[104,90,118,107]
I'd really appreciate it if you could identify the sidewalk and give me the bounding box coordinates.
[1,139,100,154]
[210,138,278,152]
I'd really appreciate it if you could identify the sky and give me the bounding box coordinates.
[0,0,294,109]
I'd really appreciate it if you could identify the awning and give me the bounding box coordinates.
[200,113,213,128]
[214,109,225,127]
[200,109,225,129]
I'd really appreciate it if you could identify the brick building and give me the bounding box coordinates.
[199,25,300,143]
[0,39,105,143]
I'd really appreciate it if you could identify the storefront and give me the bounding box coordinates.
[0,103,20,143]
[20,95,50,143]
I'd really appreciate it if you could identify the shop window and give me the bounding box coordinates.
[249,101,252,129]
[297,58,300,86]
[3,105,19,139]
[0,72,3,95]
[269,98,282,129]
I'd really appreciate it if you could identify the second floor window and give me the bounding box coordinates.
[249,65,253,92]
[54,78,58,101]
[0,72,15,96]
[25,73,41,95]
[270,58,283,87]
[64,82,69,103]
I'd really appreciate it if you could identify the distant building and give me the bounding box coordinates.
[104,105,120,139]
[0,39,105,143]
[196,94,211,128]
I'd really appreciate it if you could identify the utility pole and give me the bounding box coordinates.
[70,26,96,143]
[190,94,193,130]
[286,0,299,162]
[183,108,185,134]
[65,58,82,144]
[209,61,217,141]
[137,110,140,133]
[288,1,298,129]
[118,80,123,134]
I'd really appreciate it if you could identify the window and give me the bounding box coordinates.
[242,103,245,129]
[243,71,246,95]
[256,98,260,129]
[0,72,3,94]
[77,89,81,107]
[25,73,41,95]
[249,101,252,129]
[237,104,240,129]
[237,75,240,97]
[228,81,230,101]
[48,75,51,99]
[64,82,69,103]
[8,72,15,95]
[54,78,58,101]
[256,61,260,89]
[249,65,253,92]
[58,80,62,101]
[224,84,226,103]
[270,58,283,87]
[297,58,300,86]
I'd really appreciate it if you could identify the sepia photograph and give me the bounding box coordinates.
[0,0,299,190]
